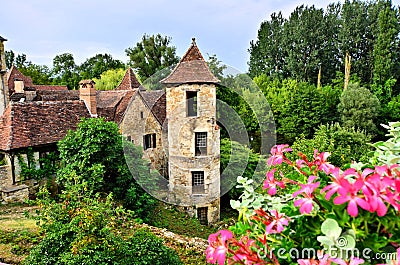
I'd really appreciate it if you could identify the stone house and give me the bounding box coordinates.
[0,36,220,224]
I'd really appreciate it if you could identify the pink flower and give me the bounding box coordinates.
[267,144,292,166]
[321,167,344,200]
[333,177,370,217]
[265,210,289,234]
[313,150,335,175]
[263,169,285,195]
[293,175,320,214]
[206,230,233,265]
[252,208,289,234]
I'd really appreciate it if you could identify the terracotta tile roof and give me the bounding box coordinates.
[114,90,136,124]
[140,90,166,125]
[0,101,90,151]
[96,90,136,122]
[7,66,33,95]
[35,90,79,101]
[6,66,68,96]
[33,85,68,91]
[161,38,219,85]
[116,68,141,90]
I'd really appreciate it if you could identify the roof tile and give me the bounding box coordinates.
[161,38,219,84]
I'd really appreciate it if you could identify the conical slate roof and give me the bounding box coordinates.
[161,38,219,84]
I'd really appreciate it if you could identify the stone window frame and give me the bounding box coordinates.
[186,90,198,117]
[195,132,207,156]
[140,111,144,119]
[143,133,156,150]
[197,207,208,225]
[192,171,205,194]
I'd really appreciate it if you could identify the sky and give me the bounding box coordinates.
[1,0,400,73]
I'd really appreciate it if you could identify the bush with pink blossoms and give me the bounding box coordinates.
[206,141,400,265]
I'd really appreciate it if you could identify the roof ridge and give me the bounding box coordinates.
[137,90,164,126]
[116,68,141,90]
[179,38,205,62]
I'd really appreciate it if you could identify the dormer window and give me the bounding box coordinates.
[186,91,198,116]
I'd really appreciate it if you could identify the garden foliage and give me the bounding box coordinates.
[56,117,156,220]
[206,123,400,265]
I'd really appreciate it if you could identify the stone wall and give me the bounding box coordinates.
[120,93,167,176]
[0,165,11,188]
[1,184,29,203]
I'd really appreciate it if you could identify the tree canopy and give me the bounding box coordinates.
[125,33,179,79]
[248,0,400,90]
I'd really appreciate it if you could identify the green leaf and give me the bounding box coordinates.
[338,234,356,249]
[317,235,335,247]
[321,218,342,239]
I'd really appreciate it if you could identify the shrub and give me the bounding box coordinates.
[291,123,372,167]
[24,189,181,265]
[57,118,156,220]
[338,83,380,137]
[220,138,266,199]
[369,121,400,165]
[123,228,183,265]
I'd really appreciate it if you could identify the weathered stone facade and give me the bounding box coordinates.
[120,92,168,176]
[165,83,220,223]
[0,36,221,224]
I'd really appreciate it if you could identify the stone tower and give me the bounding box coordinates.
[161,38,220,224]
[0,36,8,114]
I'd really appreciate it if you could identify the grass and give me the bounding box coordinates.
[148,202,220,239]
[148,201,237,239]
[0,203,40,264]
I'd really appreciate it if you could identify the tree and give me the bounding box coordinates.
[125,34,179,79]
[93,68,127,90]
[5,50,53,84]
[206,54,226,80]
[338,83,380,137]
[5,50,14,70]
[248,12,286,78]
[57,118,156,219]
[52,53,80,89]
[371,1,400,103]
[338,0,378,85]
[20,63,53,85]
[79,53,125,80]
[283,5,331,83]
[254,75,341,144]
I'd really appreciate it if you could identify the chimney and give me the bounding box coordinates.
[14,78,24,93]
[79,79,97,117]
[24,87,37,101]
